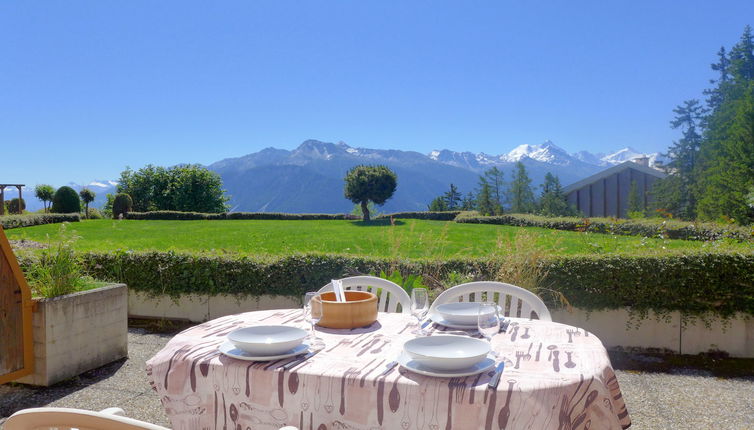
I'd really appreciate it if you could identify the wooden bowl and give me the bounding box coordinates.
[315,291,378,329]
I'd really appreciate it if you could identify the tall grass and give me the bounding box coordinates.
[26,223,98,298]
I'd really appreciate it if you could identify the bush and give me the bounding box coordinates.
[123,211,359,220]
[51,186,81,213]
[456,213,754,242]
[112,193,133,218]
[5,197,26,214]
[0,213,80,229]
[376,211,462,221]
[87,208,104,219]
[67,250,754,320]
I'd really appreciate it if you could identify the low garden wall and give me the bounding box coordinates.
[68,250,754,357]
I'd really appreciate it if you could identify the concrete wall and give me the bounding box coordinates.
[18,284,128,386]
[128,291,754,358]
[128,291,301,322]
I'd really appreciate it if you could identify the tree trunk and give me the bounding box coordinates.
[85,203,89,219]
[361,201,370,221]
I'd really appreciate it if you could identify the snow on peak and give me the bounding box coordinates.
[429,150,441,160]
[503,141,573,165]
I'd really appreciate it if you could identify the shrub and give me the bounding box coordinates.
[123,211,359,220]
[112,193,133,218]
[87,208,104,219]
[0,213,80,229]
[456,213,754,242]
[68,250,754,321]
[5,197,26,214]
[376,211,462,221]
[51,186,81,213]
[24,224,97,298]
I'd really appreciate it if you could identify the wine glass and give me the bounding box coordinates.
[410,288,430,335]
[303,292,325,350]
[478,302,500,357]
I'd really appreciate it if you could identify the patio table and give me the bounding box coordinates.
[146,309,631,430]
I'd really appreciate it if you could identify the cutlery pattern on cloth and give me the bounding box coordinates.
[146,310,631,430]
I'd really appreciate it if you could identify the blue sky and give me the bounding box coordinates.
[2,1,753,186]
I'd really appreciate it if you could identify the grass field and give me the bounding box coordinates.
[7,219,751,259]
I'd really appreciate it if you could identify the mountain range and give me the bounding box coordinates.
[19,140,665,213]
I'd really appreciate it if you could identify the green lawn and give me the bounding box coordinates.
[7,219,750,259]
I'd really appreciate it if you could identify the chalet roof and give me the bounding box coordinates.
[563,161,666,194]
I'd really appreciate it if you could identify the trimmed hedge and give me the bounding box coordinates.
[124,211,360,221]
[56,250,754,319]
[1,213,80,230]
[456,213,754,242]
[377,211,462,221]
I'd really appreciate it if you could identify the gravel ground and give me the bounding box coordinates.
[1,328,753,429]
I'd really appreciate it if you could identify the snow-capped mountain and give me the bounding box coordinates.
[501,140,576,166]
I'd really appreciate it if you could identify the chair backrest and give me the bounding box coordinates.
[319,276,411,314]
[430,281,551,321]
[4,407,171,430]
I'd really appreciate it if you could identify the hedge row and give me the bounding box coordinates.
[124,211,360,221]
[62,250,754,318]
[456,213,754,242]
[0,213,80,230]
[376,211,462,221]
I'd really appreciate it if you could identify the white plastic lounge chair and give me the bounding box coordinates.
[4,407,299,430]
[319,275,411,314]
[430,281,551,321]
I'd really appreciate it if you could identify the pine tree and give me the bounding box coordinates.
[428,196,448,211]
[538,173,577,217]
[484,167,505,214]
[461,192,476,211]
[508,162,535,213]
[476,179,495,216]
[627,180,644,216]
[443,184,462,210]
[652,99,704,219]
[696,26,754,223]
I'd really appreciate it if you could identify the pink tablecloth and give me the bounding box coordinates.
[146,310,630,430]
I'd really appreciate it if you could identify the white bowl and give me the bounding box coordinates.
[436,302,497,325]
[227,325,308,356]
[403,335,490,371]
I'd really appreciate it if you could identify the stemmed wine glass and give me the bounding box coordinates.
[410,288,430,335]
[477,302,500,357]
[303,292,325,350]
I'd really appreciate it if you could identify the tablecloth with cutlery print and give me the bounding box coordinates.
[146,309,631,430]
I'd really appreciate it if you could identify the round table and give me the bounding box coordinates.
[146,309,631,430]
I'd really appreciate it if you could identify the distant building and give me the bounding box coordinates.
[563,159,666,218]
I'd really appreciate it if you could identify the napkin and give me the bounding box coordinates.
[332,279,346,302]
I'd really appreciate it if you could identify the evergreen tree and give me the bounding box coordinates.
[484,167,505,214]
[652,99,704,219]
[508,162,535,213]
[695,26,754,223]
[476,179,495,216]
[34,184,55,213]
[461,192,476,211]
[627,180,644,216]
[79,188,96,218]
[537,173,577,217]
[443,184,462,210]
[428,196,448,211]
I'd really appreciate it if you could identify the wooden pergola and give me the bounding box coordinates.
[0,184,25,215]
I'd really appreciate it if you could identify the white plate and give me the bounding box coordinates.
[227,325,308,355]
[436,302,496,325]
[428,311,480,329]
[429,310,507,330]
[218,341,309,361]
[403,335,490,371]
[398,351,496,377]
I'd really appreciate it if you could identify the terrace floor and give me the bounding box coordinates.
[1,326,753,429]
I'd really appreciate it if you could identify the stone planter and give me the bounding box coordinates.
[16,283,128,386]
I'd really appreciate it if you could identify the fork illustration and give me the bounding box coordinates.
[566,329,581,343]
[515,351,526,369]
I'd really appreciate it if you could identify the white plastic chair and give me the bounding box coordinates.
[4,407,170,430]
[319,275,411,314]
[4,407,299,430]
[430,281,551,321]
